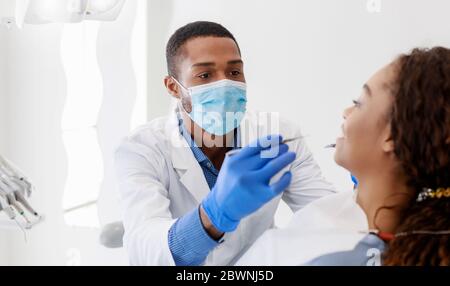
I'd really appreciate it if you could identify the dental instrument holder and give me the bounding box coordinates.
[0,155,42,231]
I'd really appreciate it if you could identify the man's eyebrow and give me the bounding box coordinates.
[363,84,372,96]
[228,59,243,65]
[191,59,243,68]
[191,62,216,68]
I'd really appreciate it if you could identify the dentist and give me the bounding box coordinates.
[115,21,336,266]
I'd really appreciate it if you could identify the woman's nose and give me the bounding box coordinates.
[342,106,353,119]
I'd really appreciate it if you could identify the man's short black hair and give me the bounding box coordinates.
[166,21,241,78]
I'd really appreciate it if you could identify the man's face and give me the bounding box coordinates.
[167,36,245,101]
[164,36,246,143]
[179,36,245,87]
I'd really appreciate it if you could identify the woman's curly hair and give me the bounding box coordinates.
[382,47,450,266]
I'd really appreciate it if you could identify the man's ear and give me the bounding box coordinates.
[164,76,180,99]
[381,124,395,153]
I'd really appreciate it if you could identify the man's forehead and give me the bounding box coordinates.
[181,37,241,64]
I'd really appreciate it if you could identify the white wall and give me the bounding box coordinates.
[147,0,174,120]
[0,0,17,266]
[0,10,9,159]
[0,0,144,265]
[96,0,140,231]
[3,21,93,265]
[0,9,11,266]
[148,0,450,226]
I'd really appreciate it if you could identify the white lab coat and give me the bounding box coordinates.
[115,110,336,266]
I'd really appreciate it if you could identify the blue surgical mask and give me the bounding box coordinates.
[173,78,247,136]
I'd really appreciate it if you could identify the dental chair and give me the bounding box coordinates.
[100,221,124,248]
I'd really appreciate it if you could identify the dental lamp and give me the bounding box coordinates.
[14,0,125,28]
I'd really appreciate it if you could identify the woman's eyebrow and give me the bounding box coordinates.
[363,84,372,96]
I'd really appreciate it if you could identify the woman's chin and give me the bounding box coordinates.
[333,137,345,166]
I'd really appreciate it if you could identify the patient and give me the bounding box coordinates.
[236,47,450,266]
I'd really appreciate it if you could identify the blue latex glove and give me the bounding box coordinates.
[201,134,296,232]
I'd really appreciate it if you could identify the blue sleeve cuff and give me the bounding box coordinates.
[168,207,220,266]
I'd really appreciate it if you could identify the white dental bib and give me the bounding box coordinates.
[236,190,371,265]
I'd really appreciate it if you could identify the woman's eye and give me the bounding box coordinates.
[230,70,241,76]
[352,99,361,107]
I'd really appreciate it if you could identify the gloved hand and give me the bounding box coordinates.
[201,134,296,232]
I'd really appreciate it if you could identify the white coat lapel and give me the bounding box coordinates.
[165,112,211,203]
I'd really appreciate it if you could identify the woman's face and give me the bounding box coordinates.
[334,63,397,177]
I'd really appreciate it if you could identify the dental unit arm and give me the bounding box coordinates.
[0,154,42,229]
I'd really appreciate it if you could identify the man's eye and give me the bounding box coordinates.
[199,73,210,79]
[230,70,241,76]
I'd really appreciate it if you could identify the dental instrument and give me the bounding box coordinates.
[226,136,306,157]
